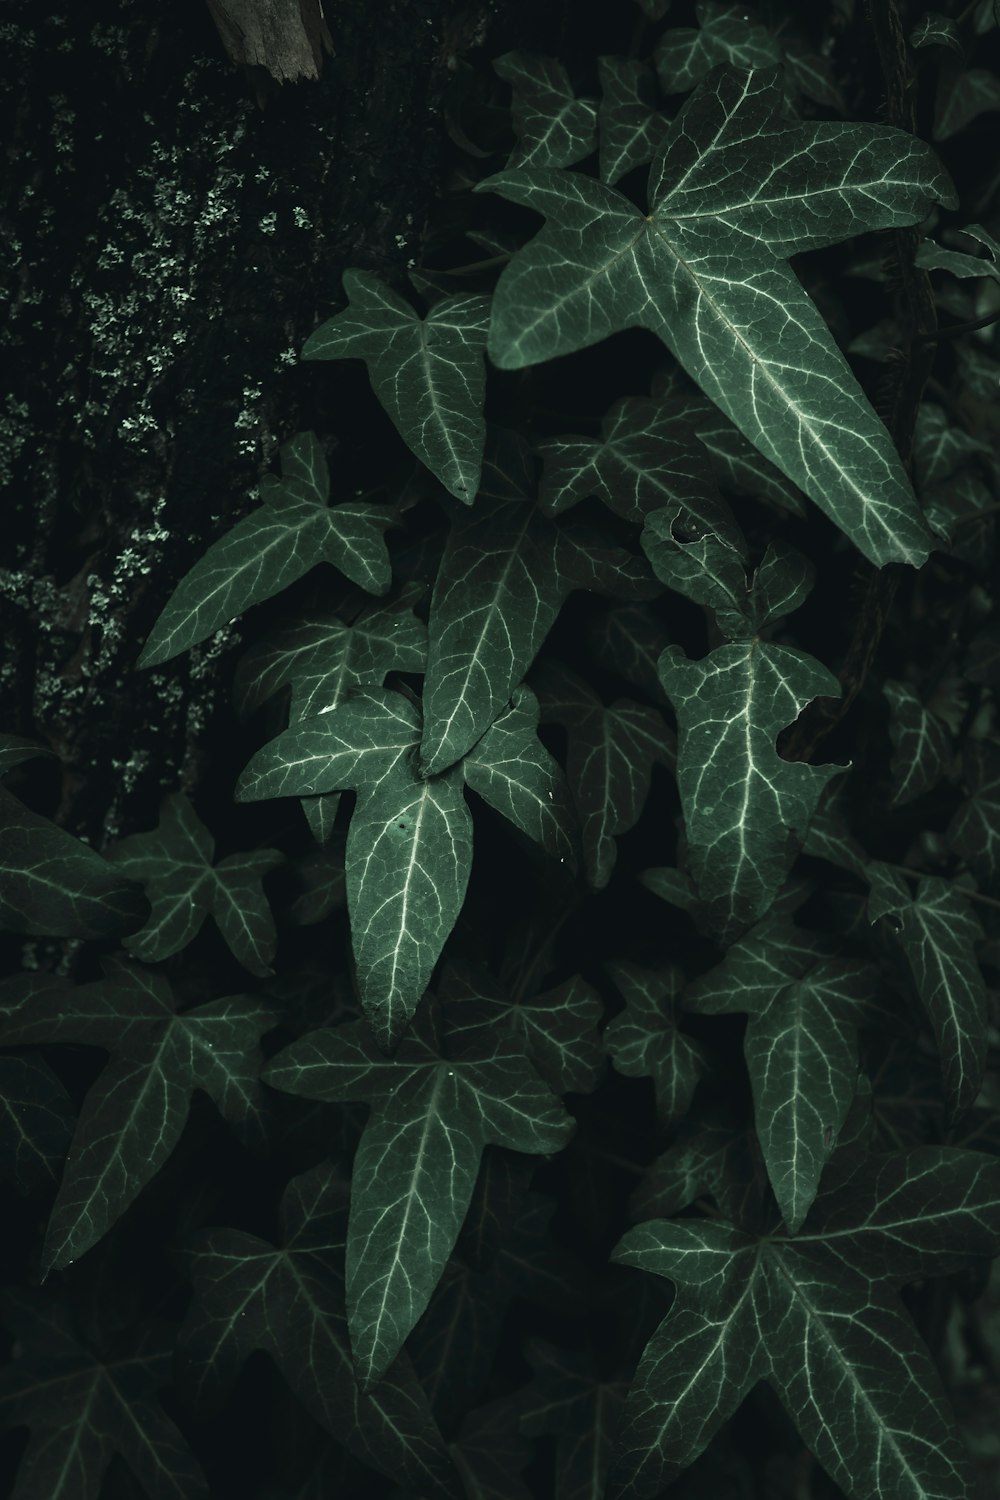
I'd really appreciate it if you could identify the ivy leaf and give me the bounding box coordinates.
[420,431,656,776]
[655,3,781,93]
[494,52,598,169]
[660,638,845,938]
[910,12,963,53]
[236,688,469,1048]
[537,393,743,548]
[177,1163,463,1498]
[533,662,674,889]
[597,56,670,187]
[882,680,953,807]
[0,958,274,1272]
[947,738,1000,885]
[233,587,427,844]
[262,1006,574,1389]
[518,1337,628,1500]
[658,378,806,517]
[587,601,671,704]
[0,1055,74,1195]
[0,736,147,940]
[461,685,579,870]
[630,1115,768,1229]
[105,792,282,975]
[478,65,954,566]
[641,519,750,637]
[438,960,604,1095]
[604,961,706,1126]
[0,1289,210,1500]
[233,588,428,722]
[302,274,489,501]
[916,221,1000,283]
[867,865,988,1114]
[610,1147,1000,1499]
[686,913,875,1231]
[137,432,394,667]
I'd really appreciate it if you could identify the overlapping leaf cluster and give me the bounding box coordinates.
[3,2,1000,1498]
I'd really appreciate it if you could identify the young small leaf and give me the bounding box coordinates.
[302,273,490,501]
[494,51,598,169]
[106,791,282,974]
[138,432,393,667]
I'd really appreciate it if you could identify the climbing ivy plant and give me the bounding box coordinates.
[3,2,1000,1498]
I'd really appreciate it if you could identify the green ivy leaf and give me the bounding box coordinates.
[478,65,954,565]
[534,661,674,889]
[105,792,282,975]
[537,393,742,548]
[917,221,1000,284]
[605,961,706,1125]
[910,12,964,54]
[138,433,394,667]
[460,685,579,871]
[0,1289,210,1500]
[240,687,470,1049]
[233,587,427,843]
[660,638,845,938]
[438,960,604,1095]
[686,913,875,1231]
[867,864,988,1113]
[610,1146,1000,1498]
[586,601,671,704]
[597,56,670,187]
[302,274,490,502]
[947,738,1000,885]
[0,736,147,940]
[494,52,598,169]
[630,1115,768,1228]
[420,432,656,776]
[519,1337,628,1500]
[263,1006,574,1388]
[0,1055,74,1195]
[233,587,428,722]
[0,958,274,1272]
[655,3,781,94]
[882,680,953,807]
[177,1163,463,1498]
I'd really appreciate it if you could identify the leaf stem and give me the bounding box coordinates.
[915,308,1000,342]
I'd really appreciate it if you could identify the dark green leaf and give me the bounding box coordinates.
[0,958,273,1271]
[302,275,489,501]
[106,792,282,974]
[494,51,598,169]
[138,432,393,666]
[478,66,953,565]
[263,1007,574,1387]
[178,1163,463,1497]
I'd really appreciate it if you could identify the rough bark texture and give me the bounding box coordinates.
[0,0,554,863]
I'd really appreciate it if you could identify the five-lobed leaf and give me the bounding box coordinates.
[105,791,282,974]
[478,65,955,566]
[302,273,490,501]
[0,1289,210,1500]
[138,431,394,667]
[611,1145,1000,1499]
[262,1007,574,1388]
[177,1163,463,1498]
[0,958,274,1271]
